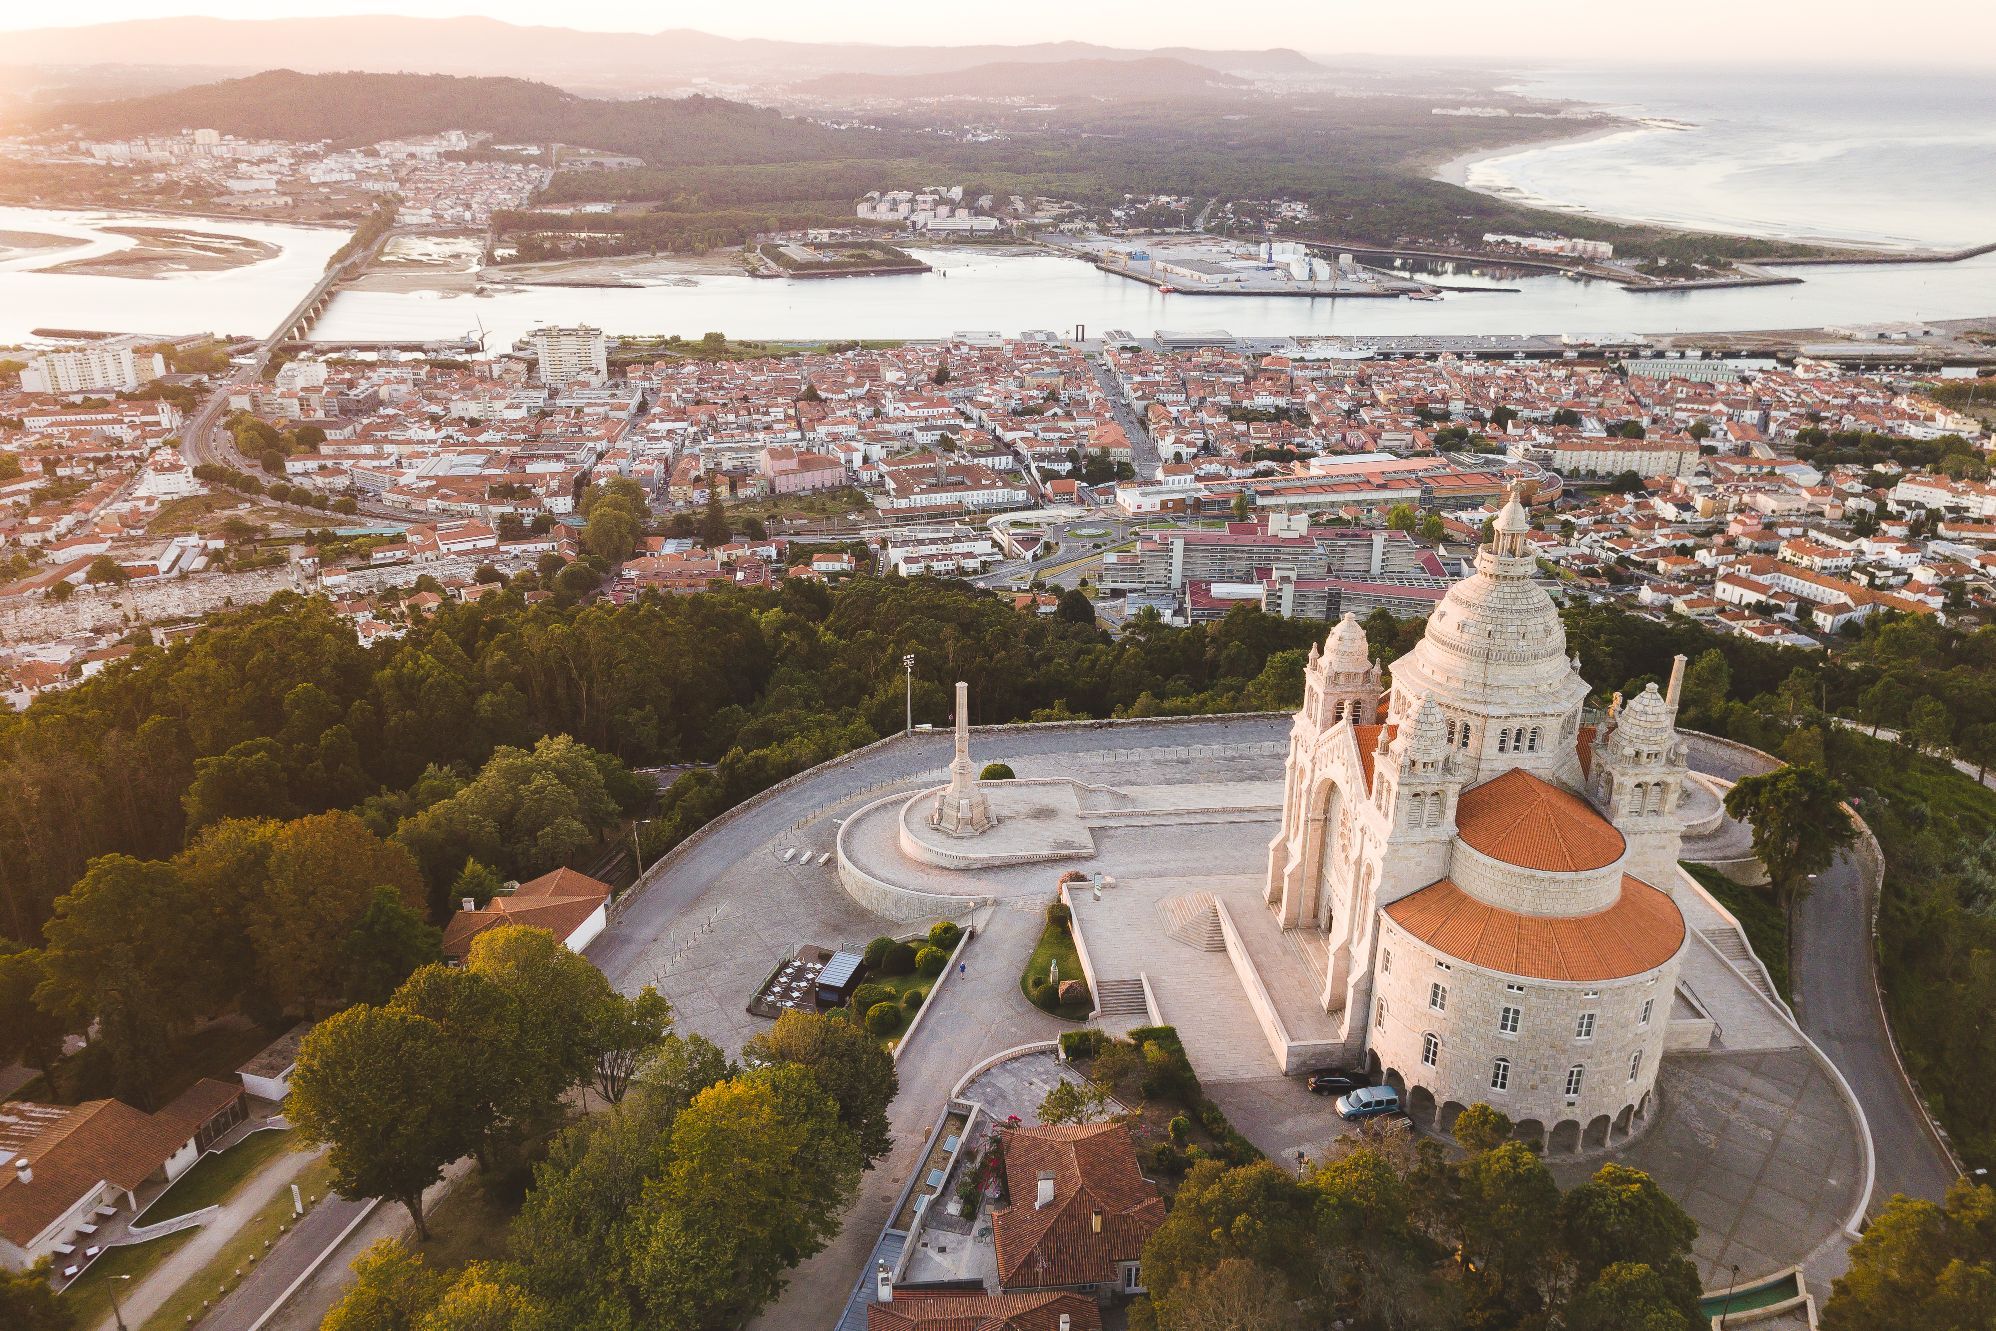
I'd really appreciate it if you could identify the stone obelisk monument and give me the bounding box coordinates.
[932,680,994,835]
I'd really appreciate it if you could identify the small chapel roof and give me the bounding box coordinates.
[1384,873,1685,982]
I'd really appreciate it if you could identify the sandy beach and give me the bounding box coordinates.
[1431,121,1640,191]
[39,225,280,278]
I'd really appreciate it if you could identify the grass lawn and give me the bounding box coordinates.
[1682,861,1791,1001]
[863,970,934,1043]
[1021,920,1092,1021]
[410,1166,526,1275]
[140,1128,298,1224]
[143,1156,337,1331]
[61,1231,198,1328]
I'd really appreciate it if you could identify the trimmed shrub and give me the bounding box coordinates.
[979,762,1015,781]
[1045,902,1071,927]
[864,1002,901,1035]
[1168,1115,1191,1145]
[1059,1028,1108,1061]
[851,982,894,1013]
[915,945,948,977]
[927,921,962,951]
[861,936,897,969]
[901,986,926,1011]
[881,941,919,975]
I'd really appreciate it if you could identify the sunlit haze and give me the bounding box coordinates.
[3,0,1994,66]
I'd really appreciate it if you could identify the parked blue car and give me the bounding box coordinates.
[1335,1085,1402,1121]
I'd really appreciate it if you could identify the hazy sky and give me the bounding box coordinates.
[5,0,1995,66]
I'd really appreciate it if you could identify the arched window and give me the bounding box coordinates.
[1628,1050,1643,1083]
[1446,719,1457,744]
[1422,1032,1440,1067]
[1565,1064,1585,1098]
[1375,998,1386,1029]
[1459,725,1471,750]
[1490,1057,1510,1091]
[1528,726,1542,752]
[1497,729,1510,754]
[1426,793,1444,827]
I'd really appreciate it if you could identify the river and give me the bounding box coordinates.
[6,194,1996,349]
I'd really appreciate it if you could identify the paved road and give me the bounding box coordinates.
[1687,741,1958,1207]
[1087,357,1160,480]
[197,1194,370,1331]
[92,1146,323,1331]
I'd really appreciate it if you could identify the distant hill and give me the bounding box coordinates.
[34,70,852,165]
[0,17,1320,95]
[794,56,1248,101]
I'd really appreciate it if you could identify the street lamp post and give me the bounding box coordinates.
[903,654,916,733]
[1718,1263,1741,1330]
[107,1273,132,1331]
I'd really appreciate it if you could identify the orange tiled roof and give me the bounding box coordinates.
[992,1122,1163,1291]
[1455,769,1624,872]
[440,868,610,961]
[1385,874,1685,981]
[868,1291,1101,1331]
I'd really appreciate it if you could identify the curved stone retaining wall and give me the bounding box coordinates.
[837,789,991,924]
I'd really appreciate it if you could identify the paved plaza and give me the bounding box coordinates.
[569,715,1883,1325]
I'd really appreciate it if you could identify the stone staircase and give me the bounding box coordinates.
[1094,978,1150,1018]
[1703,926,1780,1005]
[1157,891,1225,952]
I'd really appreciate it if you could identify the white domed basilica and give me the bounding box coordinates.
[1265,488,1691,1147]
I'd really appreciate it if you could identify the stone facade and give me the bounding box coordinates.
[1262,487,1689,1149]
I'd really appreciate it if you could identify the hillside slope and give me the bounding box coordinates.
[37,70,854,164]
[793,56,1248,101]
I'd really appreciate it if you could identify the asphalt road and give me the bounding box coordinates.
[196,1195,372,1331]
[1687,742,1959,1207]
[1087,356,1160,480]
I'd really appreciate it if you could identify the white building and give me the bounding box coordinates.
[1261,489,1688,1148]
[19,338,166,395]
[530,325,608,389]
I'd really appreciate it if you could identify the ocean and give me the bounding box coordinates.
[1464,65,1996,251]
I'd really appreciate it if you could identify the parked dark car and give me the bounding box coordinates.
[1306,1070,1366,1096]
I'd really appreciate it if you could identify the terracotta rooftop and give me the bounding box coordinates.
[1454,769,1624,872]
[1385,874,1685,982]
[440,867,611,961]
[991,1122,1163,1291]
[868,1291,1101,1331]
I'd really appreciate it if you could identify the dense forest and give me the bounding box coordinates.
[36,71,852,164]
[33,69,1821,265]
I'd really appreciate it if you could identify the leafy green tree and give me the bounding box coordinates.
[450,858,504,909]
[1566,1262,1699,1331]
[1678,648,1731,725]
[322,1239,448,1331]
[413,1265,550,1331]
[1056,587,1095,625]
[289,1004,479,1239]
[1725,765,1856,909]
[38,855,224,1103]
[1416,511,1446,542]
[249,811,427,1015]
[0,1258,73,1331]
[1824,1180,1996,1330]
[699,483,731,548]
[1038,1078,1114,1125]
[1559,1164,1702,1320]
[1386,502,1418,533]
[1907,694,1955,755]
[626,1065,864,1330]
[84,555,127,586]
[0,946,72,1083]
[394,736,631,893]
[1451,1101,1513,1154]
[508,1033,730,1319]
[1450,1141,1563,1309]
[580,477,649,563]
[587,986,675,1105]
[338,886,444,1007]
[464,924,616,1131]
[741,1008,897,1164]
